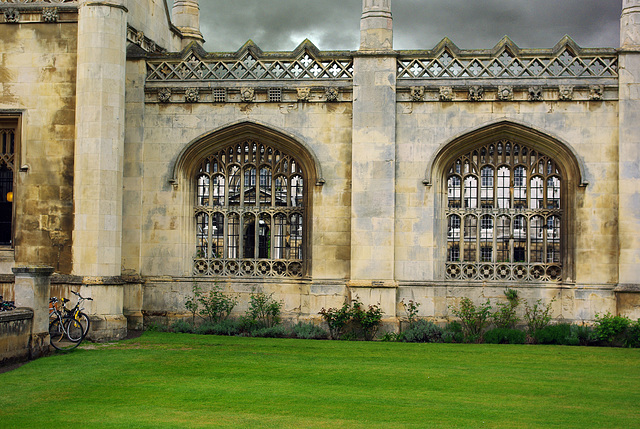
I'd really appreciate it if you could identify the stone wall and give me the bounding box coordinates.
[0,308,33,366]
[0,15,77,274]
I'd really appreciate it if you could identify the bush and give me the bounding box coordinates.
[401,299,421,327]
[170,319,194,334]
[252,325,289,338]
[350,298,383,341]
[380,332,405,342]
[568,324,596,346]
[492,288,520,329]
[594,313,631,347]
[450,298,493,343]
[195,319,241,336]
[403,320,443,343]
[292,322,328,340]
[198,285,238,324]
[319,302,353,340]
[145,322,168,332]
[484,328,526,344]
[442,321,464,343]
[246,291,283,329]
[524,298,555,342]
[534,323,572,345]
[625,319,640,348]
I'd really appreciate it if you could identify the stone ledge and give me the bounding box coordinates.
[0,308,32,323]
[614,284,640,292]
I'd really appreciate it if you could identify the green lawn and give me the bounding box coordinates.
[1,332,638,428]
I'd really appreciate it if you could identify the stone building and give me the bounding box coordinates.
[0,0,639,340]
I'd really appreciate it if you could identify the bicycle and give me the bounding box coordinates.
[48,291,92,351]
[49,297,84,351]
[0,295,15,312]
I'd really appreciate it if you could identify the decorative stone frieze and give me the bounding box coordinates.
[240,88,255,102]
[558,85,574,100]
[439,86,453,101]
[410,86,425,101]
[4,8,19,23]
[589,85,604,101]
[297,87,311,102]
[42,7,58,23]
[468,86,484,101]
[184,88,200,103]
[528,86,543,102]
[497,85,513,101]
[325,87,339,102]
[157,88,171,103]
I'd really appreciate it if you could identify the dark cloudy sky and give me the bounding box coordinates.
[174,1,622,52]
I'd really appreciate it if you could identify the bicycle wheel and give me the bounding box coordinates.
[65,319,84,343]
[49,319,80,351]
[75,312,90,338]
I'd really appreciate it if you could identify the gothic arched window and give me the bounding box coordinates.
[193,140,305,278]
[445,140,562,282]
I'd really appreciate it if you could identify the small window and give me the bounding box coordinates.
[268,88,282,102]
[213,88,227,103]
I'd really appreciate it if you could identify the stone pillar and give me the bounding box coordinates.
[72,1,128,339]
[13,266,54,358]
[349,0,397,314]
[616,0,640,306]
[172,0,204,48]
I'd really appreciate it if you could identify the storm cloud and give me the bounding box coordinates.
[178,1,621,52]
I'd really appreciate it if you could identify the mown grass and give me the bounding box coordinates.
[1,332,639,428]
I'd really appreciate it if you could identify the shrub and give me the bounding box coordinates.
[534,323,572,345]
[380,332,405,342]
[170,319,194,334]
[401,299,421,327]
[450,298,493,343]
[523,298,555,342]
[403,320,443,343]
[442,321,464,343]
[568,324,596,346]
[484,328,526,344]
[198,285,238,324]
[145,322,168,332]
[350,298,383,341]
[292,322,328,340]
[195,319,241,336]
[246,291,283,329]
[319,302,352,340]
[252,325,289,338]
[492,288,520,329]
[594,313,631,347]
[625,319,640,348]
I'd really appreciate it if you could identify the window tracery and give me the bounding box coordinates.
[445,140,562,282]
[193,140,305,278]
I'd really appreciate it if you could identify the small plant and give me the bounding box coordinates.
[292,322,328,340]
[198,284,238,324]
[625,319,640,348]
[145,322,168,332]
[442,321,464,343]
[252,325,289,338]
[594,312,631,347]
[319,302,352,340]
[484,328,526,344]
[246,290,283,329]
[350,298,383,341]
[523,298,556,343]
[184,284,201,326]
[170,319,194,334]
[401,299,421,327]
[195,319,241,336]
[492,288,520,329]
[450,298,493,343]
[403,320,443,343]
[380,332,405,342]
